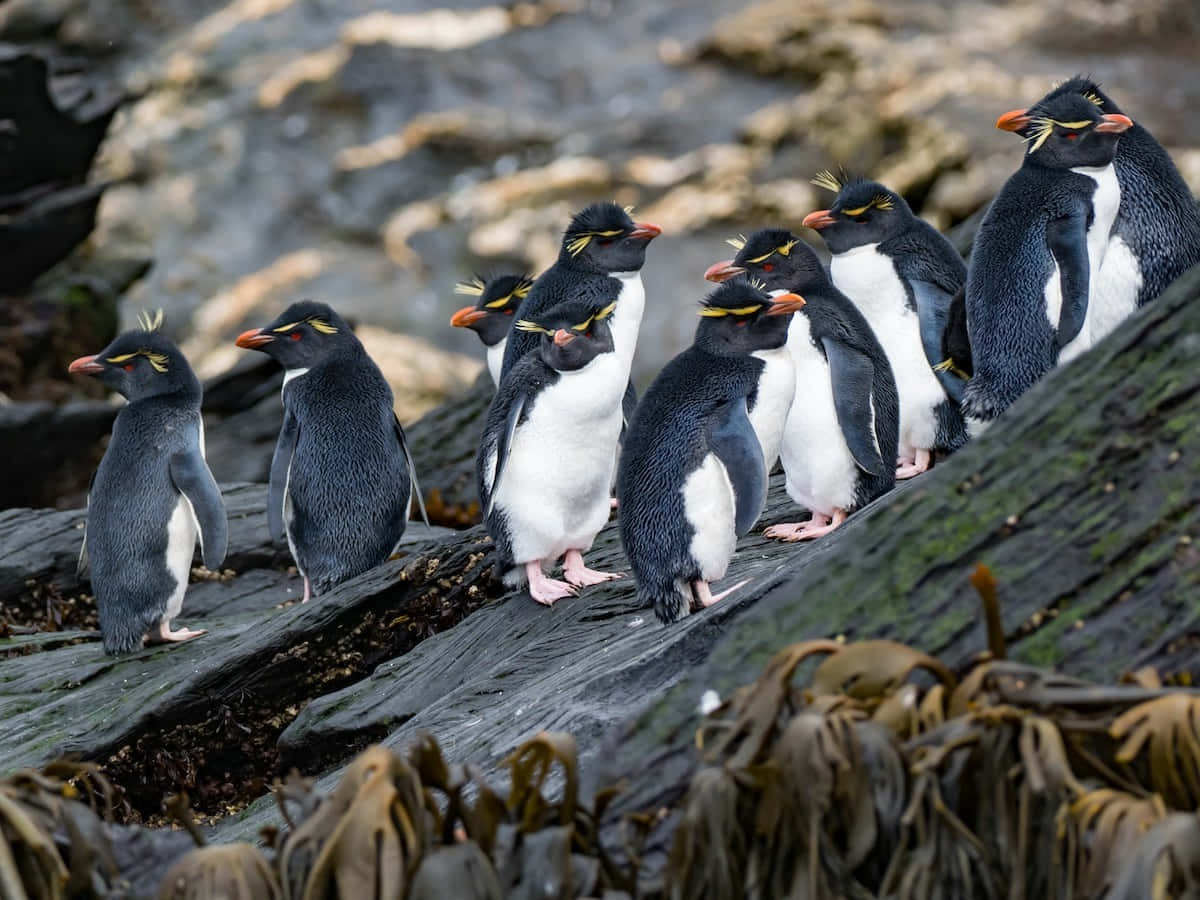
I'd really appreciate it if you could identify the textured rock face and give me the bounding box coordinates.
[8,0,1197,390]
[2,266,1198,879]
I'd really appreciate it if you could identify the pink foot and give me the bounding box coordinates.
[526,560,577,607]
[302,576,311,604]
[895,448,931,480]
[562,549,623,587]
[147,622,206,645]
[609,497,619,510]
[692,578,750,609]
[765,509,847,542]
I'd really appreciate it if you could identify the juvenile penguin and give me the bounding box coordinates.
[68,311,227,655]
[997,77,1200,331]
[235,300,425,601]
[705,229,898,541]
[803,173,967,477]
[478,298,627,605]
[449,273,533,387]
[500,202,660,426]
[962,93,1132,423]
[617,279,805,623]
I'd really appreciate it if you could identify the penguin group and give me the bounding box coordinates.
[69,77,1198,653]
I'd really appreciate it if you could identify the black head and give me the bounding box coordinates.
[995,90,1131,169]
[996,76,1123,136]
[694,278,805,358]
[449,273,532,347]
[514,297,617,372]
[704,228,828,294]
[68,310,200,403]
[803,173,915,253]
[559,202,661,274]
[235,300,356,368]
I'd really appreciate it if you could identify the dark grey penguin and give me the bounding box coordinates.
[997,77,1200,324]
[478,298,627,606]
[803,173,968,477]
[939,287,973,382]
[68,311,226,655]
[449,273,533,387]
[617,279,804,623]
[235,300,426,602]
[706,228,898,541]
[962,92,1132,424]
[500,202,660,427]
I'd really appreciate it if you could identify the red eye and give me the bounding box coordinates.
[290,331,302,341]
[586,330,593,338]
[736,319,748,327]
[1066,132,1078,141]
[504,308,514,315]
[762,263,774,272]
[124,363,135,372]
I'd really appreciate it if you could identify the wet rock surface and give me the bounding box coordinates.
[1,267,1197,879]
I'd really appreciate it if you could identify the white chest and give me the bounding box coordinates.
[486,341,505,387]
[1073,164,1121,276]
[680,452,737,582]
[748,346,795,466]
[830,245,942,451]
[778,314,859,514]
[608,271,646,371]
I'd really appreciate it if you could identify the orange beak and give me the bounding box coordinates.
[802,209,836,230]
[629,222,662,240]
[995,108,1031,132]
[235,328,274,349]
[766,293,806,315]
[1096,113,1133,133]
[450,306,487,328]
[553,329,575,347]
[704,259,745,283]
[68,354,104,375]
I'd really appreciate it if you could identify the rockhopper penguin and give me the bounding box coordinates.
[236,300,426,602]
[478,298,626,605]
[962,92,1132,424]
[617,278,805,623]
[500,202,660,428]
[706,229,899,541]
[997,77,1200,330]
[69,310,227,655]
[804,173,967,477]
[449,273,533,387]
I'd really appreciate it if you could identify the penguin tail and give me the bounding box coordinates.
[500,563,526,589]
[100,609,160,656]
[646,579,693,625]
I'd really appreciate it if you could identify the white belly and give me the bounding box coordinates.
[609,270,646,375]
[748,346,795,468]
[164,496,198,623]
[830,245,942,454]
[681,453,737,582]
[493,353,625,564]
[1059,164,1123,363]
[486,341,505,387]
[779,314,859,516]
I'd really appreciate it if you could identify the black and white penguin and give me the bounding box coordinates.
[449,273,533,387]
[68,311,227,655]
[617,279,805,623]
[705,229,898,541]
[478,297,627,606]
[235,300,425,602]
[803,173,967,477]
[997,77,1200,334]
[962,93,1132,424]
[500,202,659,427]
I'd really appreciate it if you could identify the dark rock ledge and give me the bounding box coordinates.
[0,265,1198,890]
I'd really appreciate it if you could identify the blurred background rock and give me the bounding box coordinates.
[2,0,1198,508]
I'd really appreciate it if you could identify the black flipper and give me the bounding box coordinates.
[268,408,299,543]
[822,337,887,477]
[911,278,965,403]
[169,449,228,569]
[393,414,429,527]
[1046,211,1090,350]
[485,391,526,517]
[708,396,767,537]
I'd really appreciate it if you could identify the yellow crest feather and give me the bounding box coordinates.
[811,169,843,193]
[454,277,486,297]
[136,309,164,332]
[566,234,592,257]
[725,234,747,251]
[514,319,549,334]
